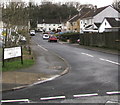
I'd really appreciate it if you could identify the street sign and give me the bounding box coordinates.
[4,47,21,60]
[3,46,23,67]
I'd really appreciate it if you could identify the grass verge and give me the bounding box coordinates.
[2,59,34,72]
[2,47,35,72]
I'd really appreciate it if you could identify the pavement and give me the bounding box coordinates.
[2,40,118,92]
[59,42,118,55]
[2,40,69,92]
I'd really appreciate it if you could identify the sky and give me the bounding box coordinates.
[53,0,114,7]
[1,0,115,8]
[28,0,115,8]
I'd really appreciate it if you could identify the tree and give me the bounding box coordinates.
[112,0,120,12]
[28,2,79,28]
[2,2,29,26]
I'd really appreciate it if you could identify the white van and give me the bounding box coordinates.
[30,30,35,36]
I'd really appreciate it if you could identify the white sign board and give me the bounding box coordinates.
[4,47,22,60]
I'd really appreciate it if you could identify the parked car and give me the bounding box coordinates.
[48,36,58,42]
[42,34,49,40]
[30,30,35,36]
[19,36,26,43]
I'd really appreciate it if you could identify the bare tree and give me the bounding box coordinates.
[112,0,120,12]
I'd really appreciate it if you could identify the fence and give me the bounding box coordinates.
[79,32,119,50]
[59,32,119,50]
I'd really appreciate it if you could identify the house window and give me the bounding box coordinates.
[105,22,106,26]
[84,23,86,27]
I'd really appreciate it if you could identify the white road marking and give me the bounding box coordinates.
[106,91,120,95]
[106,101,119,103]
[38,44,48,51]
[1,99,30,103]
[73,93,98,98]
[81,52,94,57]
[40,96,66,100]
[99,58,120,65]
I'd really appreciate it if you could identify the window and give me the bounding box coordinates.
[105,22,107,26]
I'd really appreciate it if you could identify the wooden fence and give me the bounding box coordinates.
[79,32,120,50]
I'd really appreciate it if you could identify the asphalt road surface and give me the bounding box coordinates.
[2,33,119,104]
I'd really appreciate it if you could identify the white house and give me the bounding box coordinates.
[99,17,120,33]
[80,5,120,33]
[37,19,63,32]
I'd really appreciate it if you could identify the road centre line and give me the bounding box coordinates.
[99,58,120,65]
[81,52,94,57]
[40,96,66,100]
[73,93,98,98]
[106,91,120,95]
[1,99,30,103]
[38,44,48,51]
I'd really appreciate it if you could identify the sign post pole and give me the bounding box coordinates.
[2,47,4,67]
[21,46,23,64]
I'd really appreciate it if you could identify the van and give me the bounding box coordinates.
[30,30,35,36]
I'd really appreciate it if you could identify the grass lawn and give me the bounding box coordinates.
[2,47,35,72]
[2,59,34,72]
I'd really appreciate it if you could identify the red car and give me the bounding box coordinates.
[48,36,58,42]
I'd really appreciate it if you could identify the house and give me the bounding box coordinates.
[66,8,91,32]
[99,17,120,33]
[66,14,80,32]
[37,19,64,32]
[80,5,120,33]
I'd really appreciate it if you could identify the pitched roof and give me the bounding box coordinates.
[68,15,80,22]
[68,11,91,22]
[94,23,101,28]
[106,17,120,27]
[85,25,92,29]
[81,5,110,19]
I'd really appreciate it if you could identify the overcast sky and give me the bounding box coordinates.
[27,0,115,7]
[53,0,114,7]
[1,0,115,8]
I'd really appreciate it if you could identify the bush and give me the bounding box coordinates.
[58,32,80,43]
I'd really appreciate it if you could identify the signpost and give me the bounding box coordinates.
[3,46,23,67]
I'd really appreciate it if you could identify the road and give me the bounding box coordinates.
[2,33,119,104]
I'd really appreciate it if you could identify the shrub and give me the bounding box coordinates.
[58,32,80,43]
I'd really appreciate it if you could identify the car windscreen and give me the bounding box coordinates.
[45,35,49,37]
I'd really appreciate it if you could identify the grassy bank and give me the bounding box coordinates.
[2,47,35,72]
[2,59,34,72]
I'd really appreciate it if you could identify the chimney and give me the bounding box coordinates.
[94,5,97,12]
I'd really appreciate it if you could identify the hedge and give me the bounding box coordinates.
[58,32,119,50]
